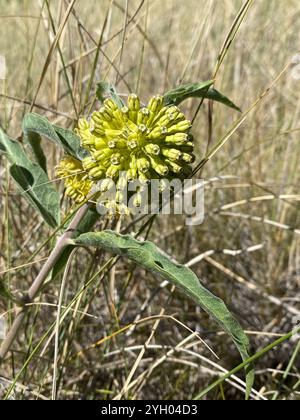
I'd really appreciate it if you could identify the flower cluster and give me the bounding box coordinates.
[56,157,93,203]
[56,94,194,204]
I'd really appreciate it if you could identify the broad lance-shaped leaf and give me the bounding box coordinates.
[0,129,60,228]
[22,113,88,161]
[24,130,47,173]
[164,81,241,112]
[164,80,214,105]
[205,88,241,112]
[73,230,254,398]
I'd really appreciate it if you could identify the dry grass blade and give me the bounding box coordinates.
[30,0,76,112]
[194,61,292,174]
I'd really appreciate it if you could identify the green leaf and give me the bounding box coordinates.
[164,80,214,105]
[164,81,241,111]
[73,230,254,398]
[205,88,242,112]
[54,126,88,160]
[22,113,88,161]
[96,82,124,108]
[24,131,47,173]
[0,129,60,228]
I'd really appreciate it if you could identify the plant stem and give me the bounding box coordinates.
[0,203,90,362]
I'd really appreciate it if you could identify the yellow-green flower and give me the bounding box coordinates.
[76,94,194,184]
[56,156,94,203]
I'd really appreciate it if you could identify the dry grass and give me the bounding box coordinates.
[0,0,299,400]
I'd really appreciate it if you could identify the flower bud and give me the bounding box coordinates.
[165,159,183,174]
[150,156,169,176]
[161,148,182,161]
[99,107,113,122]
[128,94,140,111]
[168,120,191,134]
[99,178,115,192]
[147,95,163,113]
[106,164,121,179]
[89,166,105,179]
[137,157,150,173]
[144,143,161,156]
[164,133,189,145]
[56,156,93,202]
[137,107,150,125]
[181,153,195,163]
[104,98,118,112]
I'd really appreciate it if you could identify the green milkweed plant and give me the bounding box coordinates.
[0,80,254,398]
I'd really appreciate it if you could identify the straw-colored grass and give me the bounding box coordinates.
[0,0,299,400]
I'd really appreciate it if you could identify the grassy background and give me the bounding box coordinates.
[0,0,299,400]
